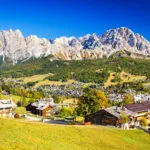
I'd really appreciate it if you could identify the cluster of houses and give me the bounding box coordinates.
[42,82,104,97]
[42,84,83,97]
[1,92,150,129]
[108,93,124,102]
[85,101,150,128]
[26,98,76,117]
[25,96,150,128]
[134,94,150,102]
[0,97,76,118]
[108,92,150,103]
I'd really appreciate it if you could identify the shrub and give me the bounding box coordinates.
[58,106,74,118]
[140,117,148,127]
[14,113,20,119]
[26,82,36,86]
[121,112,128,123]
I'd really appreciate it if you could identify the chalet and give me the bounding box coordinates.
[0,100,17,117]
[26,98,54,117]
[85,106,124,126]
[85,101,150,126]
[124,101,150,124]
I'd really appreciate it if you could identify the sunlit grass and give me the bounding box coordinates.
[0,118,150,150]
[17,74,51,83]
[104,71,147,88]
[120,71,146,82]
[34,79,75,87]
[16,73,75,87]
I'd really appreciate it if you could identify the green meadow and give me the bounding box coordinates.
[0,118,150,150]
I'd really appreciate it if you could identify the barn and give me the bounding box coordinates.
[85,106,122,126]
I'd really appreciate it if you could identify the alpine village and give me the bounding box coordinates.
[0,26,150,150]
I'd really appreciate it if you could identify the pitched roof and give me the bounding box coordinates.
[104,106,134,119]
[36,104,51,111]
[125,101,150,112]
[0,100,17,109]
[105,106,122,119]
[31,98,54,110]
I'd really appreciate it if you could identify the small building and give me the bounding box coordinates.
[26,98,54,117]
[0,100,16,117]
[85,106,123,126]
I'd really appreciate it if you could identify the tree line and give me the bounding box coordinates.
[0,57,149,84]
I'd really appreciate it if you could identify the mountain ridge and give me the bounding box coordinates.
[0,27,150,64]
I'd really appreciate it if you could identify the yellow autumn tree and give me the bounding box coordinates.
[123,94,134,104]
[94,90,108,108]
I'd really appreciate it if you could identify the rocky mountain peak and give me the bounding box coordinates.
[0,27,149,64]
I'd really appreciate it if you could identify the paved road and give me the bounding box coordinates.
[136,126,150,134]
[44,120,69,125]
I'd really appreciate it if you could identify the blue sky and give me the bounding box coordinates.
[0,0,150,40]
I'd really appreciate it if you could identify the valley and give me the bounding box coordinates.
[0,57,150,103]
[0,28,150,150]
[1,0,150,149]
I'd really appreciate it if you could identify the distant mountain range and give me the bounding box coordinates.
[0,27,150,64]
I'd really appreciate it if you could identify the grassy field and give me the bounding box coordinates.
[17,74,52,83]
[0,118,150,150]
[120,71,146,82]
[59,97,79,104]
[104,72,116,88]
[143,83,150,87]
[26,71,146,89]
[34,79,75,87]
[104,71,147,88]
[17,74,75,87]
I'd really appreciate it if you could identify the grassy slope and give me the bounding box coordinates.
[104,71,147,88]
[0,119,150,150]
[0,57,150,83]
[17,71,147,88]
[16,74,75,87]
[18,74,50,83]
[34,79,75,87]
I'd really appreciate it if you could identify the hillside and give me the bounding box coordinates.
[0,57,150,84]
[0,118,150,150]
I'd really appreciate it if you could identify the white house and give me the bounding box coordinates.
[0,100,17,117]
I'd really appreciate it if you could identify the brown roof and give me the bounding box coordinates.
[125,101,150,113]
